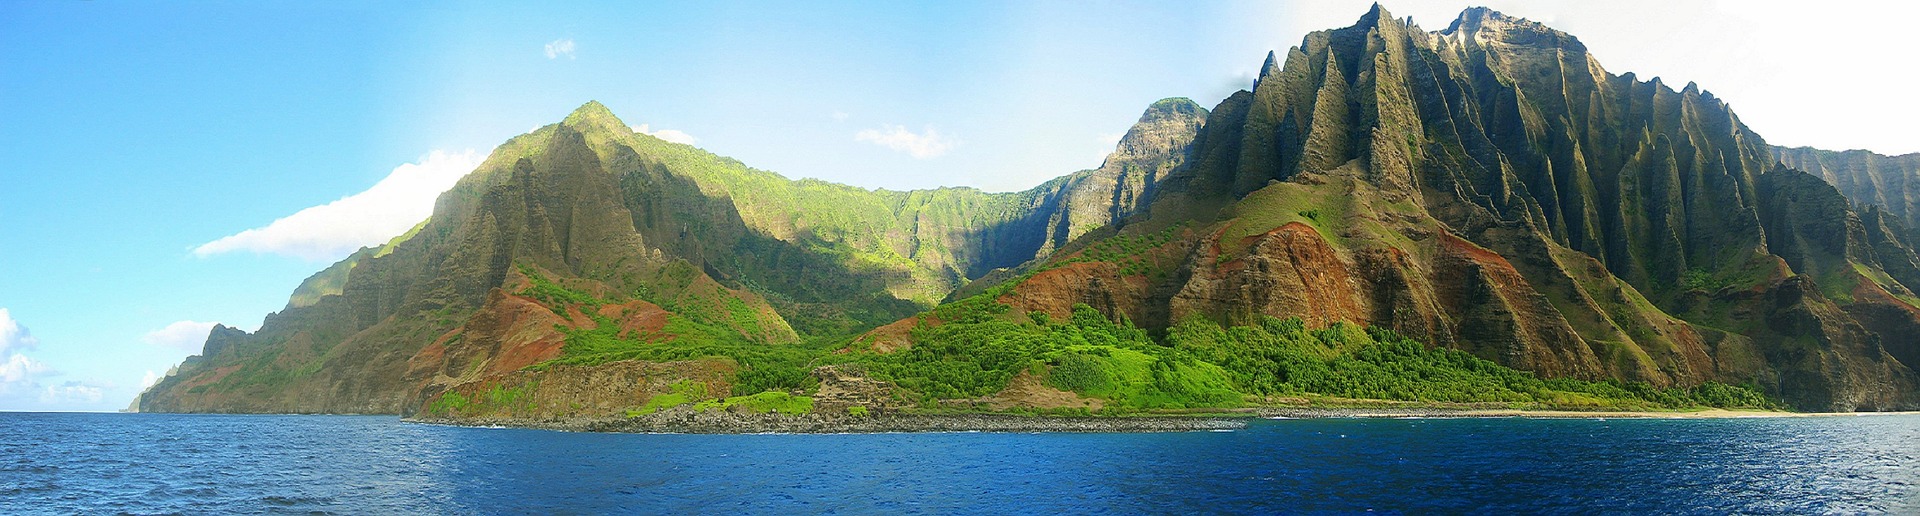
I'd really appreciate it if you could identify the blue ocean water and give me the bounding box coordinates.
[1,413,1915,514]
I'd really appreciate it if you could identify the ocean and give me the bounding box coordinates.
[2,412,1915,514]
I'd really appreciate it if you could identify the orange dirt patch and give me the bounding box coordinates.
[979,371,1104,411]
[601,300,671,339]
[1004,261,1129,321]
[1438,230,1515,269]
[178,364,242,390]
[855,316,924,354]
[483,295,572,374]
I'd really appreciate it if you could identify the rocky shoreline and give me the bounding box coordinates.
[401,405,1850,434]
[406,408,1249,434]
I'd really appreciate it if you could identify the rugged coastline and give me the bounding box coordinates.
[406,408,1250,434]
[399,405,1906,435]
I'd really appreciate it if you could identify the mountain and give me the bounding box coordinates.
[137,99,1208,414]
[865,5,1920,411]
[141,6,1920,416]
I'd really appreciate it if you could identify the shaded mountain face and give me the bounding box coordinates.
[137,99,1208,414]
[1773,146,1920,240]
[910,6,1919,411]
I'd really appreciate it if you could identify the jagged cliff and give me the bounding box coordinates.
[138,99,1207,414]
[896,6,1919,411]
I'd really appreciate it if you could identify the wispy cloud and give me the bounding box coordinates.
[544,39,577,59]
[632,124,697,145]
[141,320,219,352]
[831,111,850,122]
[855,124,959,159]
[192,150,482,261]
[40,381,103,404]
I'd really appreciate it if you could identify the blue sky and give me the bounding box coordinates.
[3,1,1916,411]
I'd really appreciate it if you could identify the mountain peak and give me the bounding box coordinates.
[1450,6,1510,27]
[1142,97,1205,122]
[1443,6,1582,51]
[1258,50,1281,79]
[1357,2,1393,27]
[562,100,629,134]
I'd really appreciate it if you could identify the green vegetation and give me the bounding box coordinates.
[1042,224,1184,278]
[517,266,831,396]
[626,380,709,417]
[424,382,537,417]
[520,251,1781,414]
[1165,316,1774,409]
[693,391,815,414]
[427,391,471,416]
[860,298,1780,412]
[518,263,604,314]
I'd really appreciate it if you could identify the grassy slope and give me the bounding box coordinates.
[441,262,1778,416]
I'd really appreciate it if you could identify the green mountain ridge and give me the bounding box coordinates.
[138,96,1208,413]
[139,6,1920,416]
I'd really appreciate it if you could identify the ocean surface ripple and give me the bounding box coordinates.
[1,413,1916,514]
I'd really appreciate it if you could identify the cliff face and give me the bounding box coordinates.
[138,100,1206,415]
[1773,146,1920,238]
[929,6,1919,411]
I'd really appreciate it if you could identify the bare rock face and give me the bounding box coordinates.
[1171,222,1367,329]
[415,359,736,419]
[808,364,895,414]
[971,371,1104,412]
[1031,98,1209,258]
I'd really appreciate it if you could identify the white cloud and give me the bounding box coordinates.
[855,125,960,159]
[141,321,219,352]
[0,309,52,398]
[0,309,124,411]
[544,39,577,60]
[193,150,482,261]
[0,353,49,386]
[0,308,37,356]
[831,111,850,122]
[141,370,161,389]
[41,381,104,404]
[632,124,698,145]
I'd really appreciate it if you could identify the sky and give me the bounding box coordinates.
[2,0,1916,411]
